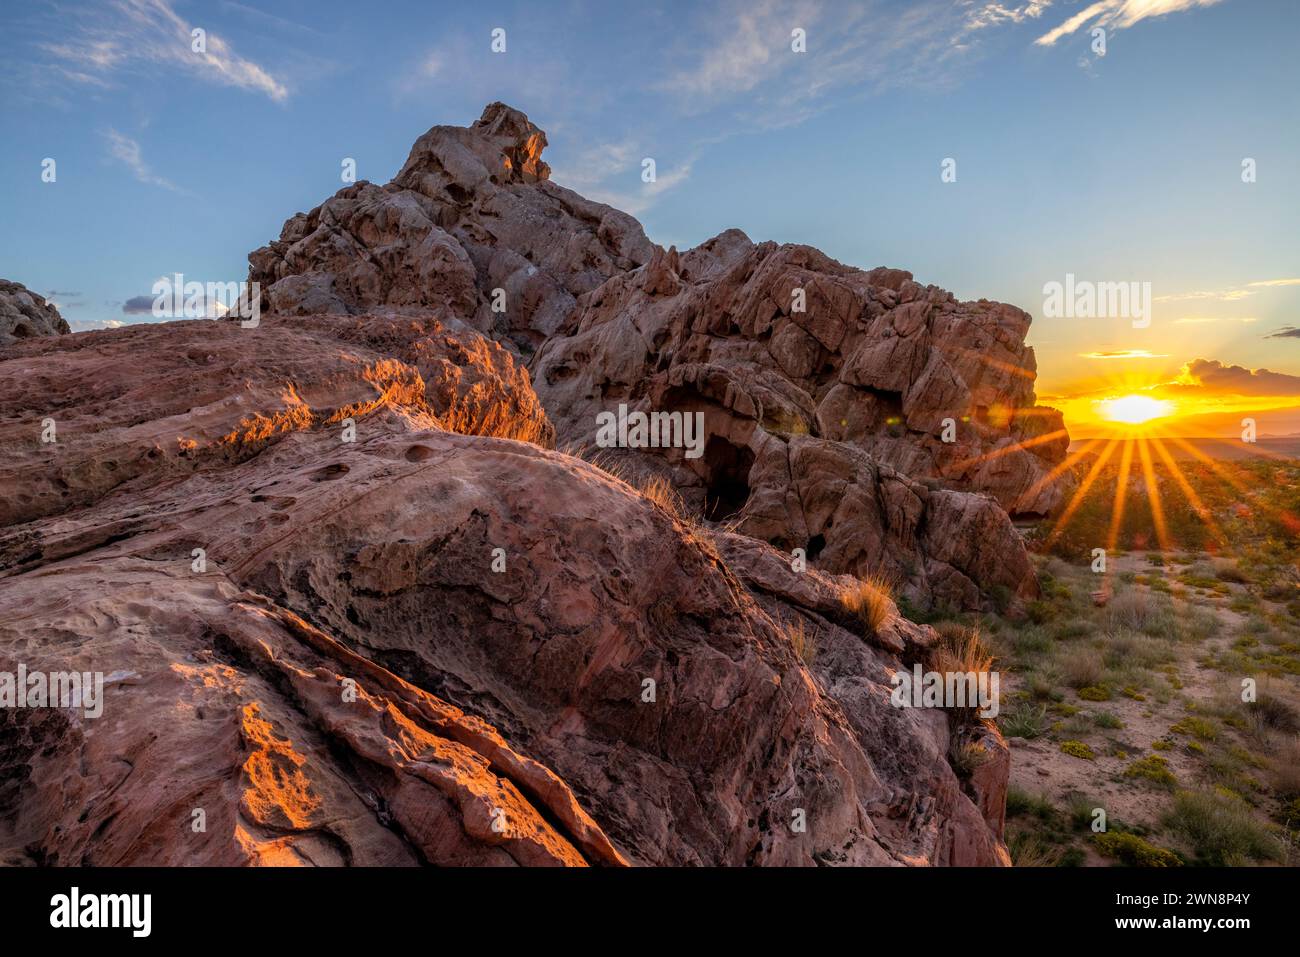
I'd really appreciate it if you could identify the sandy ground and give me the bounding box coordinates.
[1003,550,1297,864]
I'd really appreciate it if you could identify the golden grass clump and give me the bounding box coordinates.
[841,574,894,634]
[929,621,995,677]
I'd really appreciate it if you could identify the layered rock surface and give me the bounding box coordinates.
[0,280,70,346]
[0,314,1008,866]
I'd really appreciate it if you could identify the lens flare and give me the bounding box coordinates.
[1098,394,1174,425]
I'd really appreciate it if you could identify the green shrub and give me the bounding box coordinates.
[1000,703,1048,739]
[1124,755,1177,788]
[1170,716,1217,741]
[1094,831,1182,867]
[1060,740,1096,760]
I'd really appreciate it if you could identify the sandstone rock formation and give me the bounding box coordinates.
[243,103,1069,611]
[248,103,654,348]
[0,280,70,346]
[0,314,1008,866]
[533,235,1064,608]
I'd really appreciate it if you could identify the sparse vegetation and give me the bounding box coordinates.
[1060,740,1096,760]
[1164,790,1285,865]
[1000,702,1048,739]
[841,574,894,635]
[1124,755,1176,788]
[783,617,817,668]
[1093,831,1182,867]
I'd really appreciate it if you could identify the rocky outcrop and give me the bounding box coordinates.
[0,280,70,346]
[533,234,1063,607]
[535,233,1071,515]
[0,311,551,530]
[0,313,1008,867]
[243,104,1066,609]
[248,103,654,349]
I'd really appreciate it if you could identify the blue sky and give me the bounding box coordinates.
[2,0,1297,421]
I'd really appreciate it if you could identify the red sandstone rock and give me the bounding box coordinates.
[0,314,1008,867]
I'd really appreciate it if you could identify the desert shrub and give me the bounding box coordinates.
[1213,559,1251,584]
[1007,788,1057,821]
[1170,716,1217,741]
[1060,740,1096,760]
[1078,685,1111,701]
[1106,589,1152,631]
[1271,737,1300,799]
[1093,711,1124,729]
[1248,690,1300,735]
[1011,626,1053,656]
[1025,669,1064,702]
[1048,618,1093,641]
[1059,646,1105,689]
[1125,755,1176,788]
[1067,794,1108,831]
[1024,600,1054,624]
[1007,830,1065,867]
[1000,703,1048,739]
[1103,629,1177,669]
[1094,832,1182,867]
[949,739,989,777]
[1164,790,1284,865]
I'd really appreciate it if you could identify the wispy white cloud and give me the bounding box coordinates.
[41,0,287,101]
[1158,277,1300,303]
[655,0,994,125]
[1155,288,1254,303]
[962,1,1054,33]
[104,129,184,192]
[1034,0,1225,47]
[1080,348,1169,358]
[659,0,823,97]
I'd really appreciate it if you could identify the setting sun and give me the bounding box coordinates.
[1098,394,1175,425]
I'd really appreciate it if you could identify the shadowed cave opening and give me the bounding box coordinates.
[702,435,754,521]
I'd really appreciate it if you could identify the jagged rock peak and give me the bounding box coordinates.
[473,101,550,182]
[249,103,651,343]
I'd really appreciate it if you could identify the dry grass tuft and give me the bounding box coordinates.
[1271,736,1300,799]
[930,622,995,677]
[842,574,894,634]
[782,617,818,668]
[637,475,690,522]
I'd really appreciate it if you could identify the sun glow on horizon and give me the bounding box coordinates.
[1098,394,1175,426]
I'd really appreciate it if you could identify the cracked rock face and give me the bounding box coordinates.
[533,234,1066,608]
[247,102,654,349]
[0,280,70,347]
[0,313,1008,866]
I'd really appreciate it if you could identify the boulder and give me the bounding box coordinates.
[0,280,70,346]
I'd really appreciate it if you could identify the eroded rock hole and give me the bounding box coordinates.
[702,436,753,521]
[806,534,826,560]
